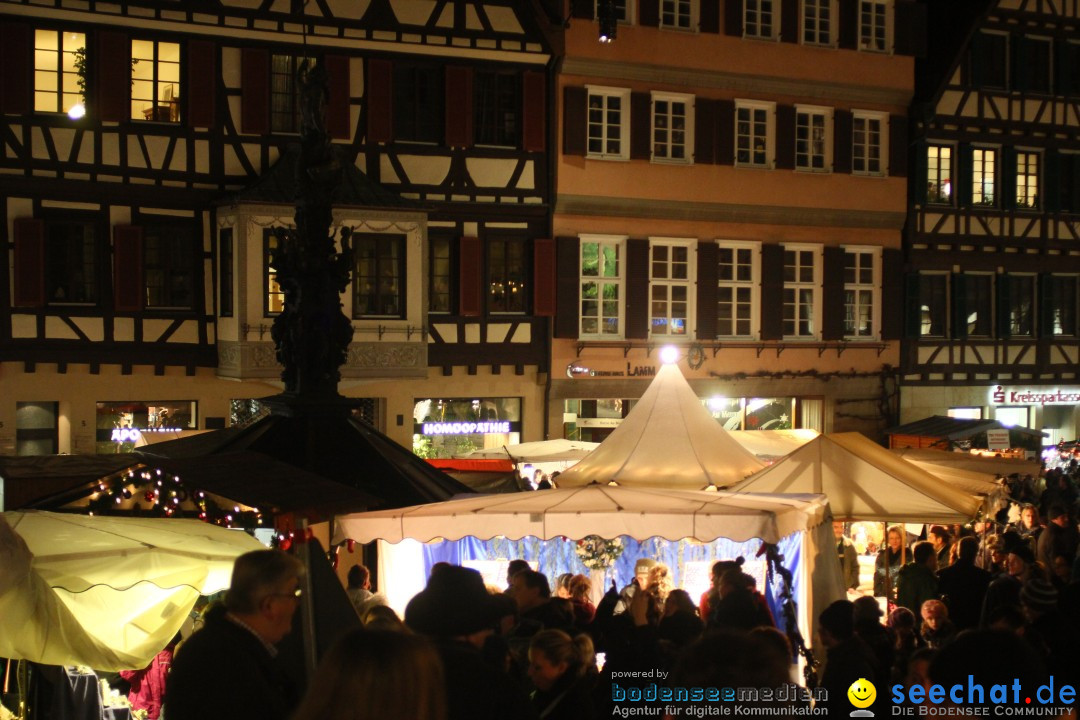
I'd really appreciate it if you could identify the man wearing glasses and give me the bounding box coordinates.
[166,549,305,720]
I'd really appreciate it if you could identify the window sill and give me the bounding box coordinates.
[650,157,693,166]
[735,162,773,170]
[794,167,831,174]
[586,154,631,162]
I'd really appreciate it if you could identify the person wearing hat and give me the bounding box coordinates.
[613,558,657,615]
[979,541,1038,628]
[1037,505,1079,575]
[405,564,538,720]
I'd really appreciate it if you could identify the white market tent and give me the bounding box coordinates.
[556,363,765,490]
[462,439,600,463]
[0,510,265,670]
[889,447,1042,478]
[900,459,1002,496]
[728,429,820,459]
[730,432,985,523]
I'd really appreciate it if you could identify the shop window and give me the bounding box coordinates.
[927,145,952,204]
[948,407,982,420]
[474,71,520,148]
[852,112,886,176]
[661,0,694,30]
[429,236,453,314]
[858,0,889,53]
[16,402,58,456]
[735,101,773,168]
[131,39,180,122]
[144,221,196,310]
[1006,275,1034,337]
[1015,151,1039,209]
[46,217,99,304]
[488,237,528,314]
[782,245,818,338]
[995,406,1029,429]
[649,239,693,336]
[270,53,314,134]
[412,397,522,459]
[972,148,996,206]
[34,30,85,114]
[716,241,758,338]
[1048,275,1078,336]
[219,228,233,317]
[580,236,624,337]
[353,234,405,318]
[918,273,948,338]
[843,248,878,339]
[651,92,693,164]
[96,400,196,454]
[795,107,830,171]
[744,0,775,39]
[393,64,444,144]
[802,0,832,45]
[563,398,637,442]
[704,396,795,430]
[264,229,285,315]
[587,86,630,160]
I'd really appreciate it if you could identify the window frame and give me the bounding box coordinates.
[648,237,695,339]
[857,0,891,54]
[264,228,286,316]
[428,235,454,315]
[961,272,994,338]
[660,0,697,31]
[716,240,760,339]
[579,234,627,339]
[141,217,198,311]
[352,233,407,319]
[34,29,86,115]
[1015,149,1040,210]
[43,211,104,307]
[781,243,821,340]
[852,110,888,177]
[487,236,530,315]
[1025,36,1053,95]
[972,146,998,207]
[586,85,631,161]
[392,63,445,144]
[1006,274,1036,338]
[130,38,181,123]
[801,0,833,46]
[735,100,775,169]
[474,70,521,149]
[650,91,694,165]
[795,105,831,172]
[841,245,880,340]
[926,144,954,205]
[1048,274,1079,337]
[744,0,777,40]
[917,272,949,338]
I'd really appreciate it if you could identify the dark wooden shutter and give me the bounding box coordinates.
[955,143,973,207]
[894,0,927,57]
[1010,34,1028,93]
[996,274,1012,339]
[970,33,987,88]
[821,246,846,340]
[13,218,45,308]
[838,0,857,49]
[563,86,587,156]
[696,241,718,340]
[630,92,651,160]
[458,236,482,317]
[694,99,716,165]
[1039,274,1056,338]
[701,0,721,33]
[113,225,144,312]
[888,115,908,177]
[1001,146,1017,210]
[240,48,269,135]
[324,54,351,140]
[951,273,968,340]
[912,139,928,205]
[366,58,393,144]
[625,239,650,339]
[555,236,580,338]
[1044,151,1061,214]
[444,65,473,148]
[187,40,216,128]
[533,238,556,317]
[572,0,595,19]
[522,71,546,153]
[904,273,922,338]
[0,23,32,115]
[640,0,660,27]
[1071,154,1080,212]
[716,99,735,166]
[1055,41,1073,96]
[775,104,796,170]
[834,110,853,174]
[882,249,904,340]
[724,0,743,36]
[98,31,131,123]
[780,0,798,43]
[760,244,784,340]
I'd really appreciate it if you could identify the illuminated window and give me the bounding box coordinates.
[745,0,775,38]
[783,246,818,338]
[271,54,313,133]
[34,30,85,114]
[843,248,878,338]
[961,274,993,337]
[852,112,886,176]
[802,0,832,45]
[651,92,693,163]
[587,87,630,160]
[973,148,996,206]
[131,39,180,122]
[927,145,952,204]
[353,234,405,318]
[796,106,830,171]
[917,273,948,338]
[736,101,773,168]
[716,242,758,338]
[580,236,624,337]
[1016,151,1039,209]
[1006,275,1034,337]
[488,238,528,313]
[265,229,285,315]
[650,239,693,336]
[1048,275,1078,336]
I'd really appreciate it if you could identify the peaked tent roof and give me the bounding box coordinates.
[556,364,765,490]
[729,432,983,523]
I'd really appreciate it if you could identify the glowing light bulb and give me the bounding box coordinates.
[68,103,86,120]
[659,345,680,365]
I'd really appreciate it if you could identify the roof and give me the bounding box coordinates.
[886,415,1046,440]
[0,455,140,509]
[914,0,995,107]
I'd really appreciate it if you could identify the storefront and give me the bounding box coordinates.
[412,397,522,459]
[95,401,197,454]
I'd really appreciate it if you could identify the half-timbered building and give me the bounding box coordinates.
[0,0,557,457]
[902,0,1080,446]
[551,0,922,443]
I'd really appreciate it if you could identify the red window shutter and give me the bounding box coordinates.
[625,239,650,339]
[571,0,595,20]
[187,40,216,128]
[889,114,908,177]
[13,218,45,308]
[696,241,718,340]
[700,0,721,33]
[113,225,144,312]
[834,110,853,174]
[0,23,32,115]
[821,246,846,340]
[445,65,474,148]
[324,54,351,140]
[640,0,660,26]
[563,86,587,156]
[522,71,546,153]
[458,236,482,317]
[241,48,269,135]
[554,236,580,338]
[724,0,743,36]
[97,31,130,122]
[366,58,393,144]
[629,92,651,160]
[533,239,556,317]
[780,0,798,42]
[694,98,716,165]
[775,104,796,170]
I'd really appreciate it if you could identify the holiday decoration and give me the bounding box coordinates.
[574,535,624,570]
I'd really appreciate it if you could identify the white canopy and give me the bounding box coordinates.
[0,511,264,670]
[730,433,985,522]
[889,447,1041,478]
[901,459,1002,496]
[556,364,765,490]
[728,429,820,459]
[462,439,600,463]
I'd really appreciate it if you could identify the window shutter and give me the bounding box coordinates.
[888,115,908,177]
[821,246,846,341]
[563,86,587,156]
[640,0,660,27]
[881,249,904,340]
[694,98,716,165]
[724,0,743,36]
[951,273,968,340]
[187,40,216,128]
[444,65,473,148]
[12,218,45,308]
[894,0,927,57]
[522,71,546,153]
[1044,151,1061,214]
[716,99,735,166]
[630,92,652,160]
[240,48,269,135]
[533,239,556,317]
[555,236,581,338]
[955,143,973,207]
[759,244,784,340]
[1010,35,1028,92]
[996,274,1012,339]
[98,31,131,123]
[701,0,721,33]
[780,0,798,43]
[834,110,853,174]
[775,104,796,170]
[838,0,857,50]
[912,139,928,205]
[970,34,986,88]
[696,241,718,340]
[1039,273,1055,338]
[458,236,482,317]
[625,239,650,339]
[904,273,922,338]
[114,225,144,312]
[1071,154,1080,212]
[1055,41,1073,96]
[367,58,393,144]
[0,23,31,115]
[1001,146,1017,210]
[572,0,595,20]
[324,54,351,140]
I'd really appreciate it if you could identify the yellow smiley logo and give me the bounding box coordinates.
[847,678,876,709]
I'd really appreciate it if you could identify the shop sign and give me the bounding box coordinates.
[420,421,511,435]
[111,428,142,443]
[566,363,657,379]
[577,418,622,428]
[990,386,1080,405]
[986,429,1011,450]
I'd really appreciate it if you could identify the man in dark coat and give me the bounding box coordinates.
[896,542,938,627]
[936,536,992,631]
[166,549,304,720]
[1037,505,1079,573]
[818,600,883,716]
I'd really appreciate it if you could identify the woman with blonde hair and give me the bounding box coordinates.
[568,574,595,627]
[527,629,597,720]
[291,628,446,720]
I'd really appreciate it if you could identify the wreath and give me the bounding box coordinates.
[575,535,625,570]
